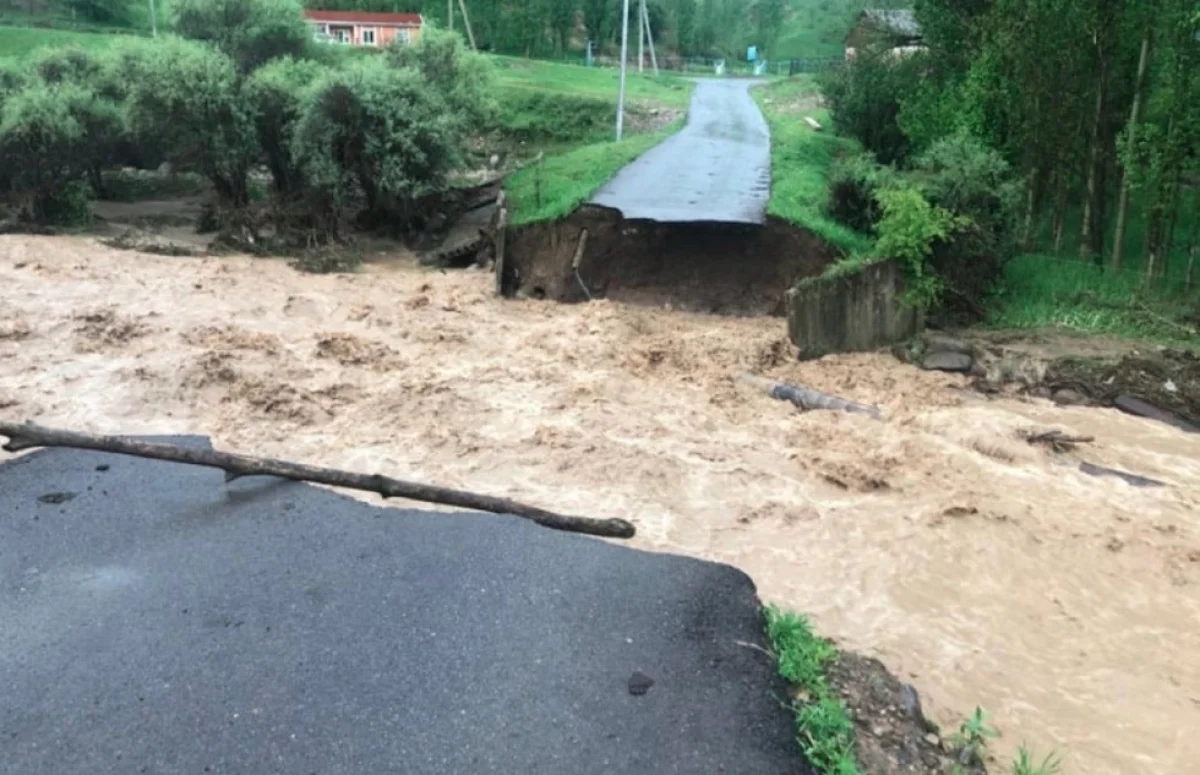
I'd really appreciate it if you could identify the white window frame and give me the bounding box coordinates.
[363,28,376,46]
[398,28,411,43]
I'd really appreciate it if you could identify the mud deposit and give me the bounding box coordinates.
[3,236,1200,775]
[504,205,834,315]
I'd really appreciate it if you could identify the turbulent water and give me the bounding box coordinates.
[2,236,1198,775]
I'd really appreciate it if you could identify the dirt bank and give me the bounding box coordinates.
[2,236,1199,775]
[504,206,835,315]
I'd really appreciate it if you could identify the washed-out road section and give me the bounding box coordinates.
[0,438,812,775]
[591,78,771,224]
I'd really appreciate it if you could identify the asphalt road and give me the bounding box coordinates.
[1,439,813,775]
[590,78,771,224]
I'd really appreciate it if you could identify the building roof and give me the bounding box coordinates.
[304,9,423,26]
[859,9,921,38]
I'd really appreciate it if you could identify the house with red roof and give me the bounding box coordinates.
[304,10,424,47]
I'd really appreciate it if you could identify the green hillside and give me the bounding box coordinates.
[0,24,127,59]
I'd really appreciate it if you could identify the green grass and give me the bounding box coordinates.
[773,0,866,60]
[754,77,871,255]
[491,55,692,109]
[1011,745,1064,775]
[764,606,862,775]
[506,120,683,225]
[0,24,126,60]
[988,253,1199,345]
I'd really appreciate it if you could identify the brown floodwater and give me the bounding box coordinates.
[2,235,1198,775]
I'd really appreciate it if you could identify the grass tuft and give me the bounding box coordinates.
[1011,744,1063,775]
[764,606,862,775]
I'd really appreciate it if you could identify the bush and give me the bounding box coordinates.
[872,185,966,307]
[172,0,309,72]
[125,38,257,209]
[494,91,614,144]
[27,46,102,86]
[0,82,121,224]
[819,52,922,165]
[387,26,496,127]
[291,59,466,237]
[909,134,1022,317]
[827,152,893,233]
[245,57,326,196]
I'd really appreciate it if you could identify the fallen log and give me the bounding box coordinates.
[0,421,635,539]
[1020,429,1095,452]
[1078,461,1165,489]
[736,373,882,420]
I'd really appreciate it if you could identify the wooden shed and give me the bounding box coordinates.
[845,9,923,61]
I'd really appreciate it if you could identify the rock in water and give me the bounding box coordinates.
[1053,388,1086,406]
[921,351,973,373]
[920,332,974,355]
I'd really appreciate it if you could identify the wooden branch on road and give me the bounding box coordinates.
[0,421,636,539]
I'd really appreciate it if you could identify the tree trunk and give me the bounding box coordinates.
[1079,55,1108,264]
[0,422,637,539]
[1187,242,1197,292]
[1112,27,1154,273]
[1052,173,1069,256]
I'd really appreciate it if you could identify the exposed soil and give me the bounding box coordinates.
[827,653,988,775]
[2,236,1200,775]
[505,205,836,315]
[1043,350,1200,426]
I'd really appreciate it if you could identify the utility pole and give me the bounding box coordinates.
[148,0,157,37]
[642,2,658,76]
[616,0,630,141]
[637,0,644,73]
[447,0,453,32]
[457,0,476,49]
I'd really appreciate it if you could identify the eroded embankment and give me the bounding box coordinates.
[502,205,836,316]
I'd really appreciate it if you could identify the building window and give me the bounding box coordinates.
[363,28,376,45]
[398,28,411,43]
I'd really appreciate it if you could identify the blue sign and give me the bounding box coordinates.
[747,45,758,62]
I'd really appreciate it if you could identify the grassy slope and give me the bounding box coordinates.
[491,58,693,225]
[0,24,126,59]
[773,0,864,60]
[506,120,682,225]
[491,55,692,109]
[754,77,869,255]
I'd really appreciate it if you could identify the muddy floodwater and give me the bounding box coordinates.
[2,236,1199,775]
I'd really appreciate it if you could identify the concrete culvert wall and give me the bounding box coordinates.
[785,260,923,357]
[502,205,836,316]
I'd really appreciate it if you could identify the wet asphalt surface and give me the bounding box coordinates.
[591,78,771,224]
[1,438,813,775]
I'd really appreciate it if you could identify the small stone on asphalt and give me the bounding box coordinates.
[628,671,654,696]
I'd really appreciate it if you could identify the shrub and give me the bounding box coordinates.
[0,82,122,224]
[172,0,309,72]
[245,57,326,196]
[387,26,496,127]
[125,38,257,209]
[909,134,1023,317]
[291,59,466,237]
[827,152,893,233]
[872,185,966,307]
[819,52,922,165]
[27,46,102,86]
[494,91,614,145]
